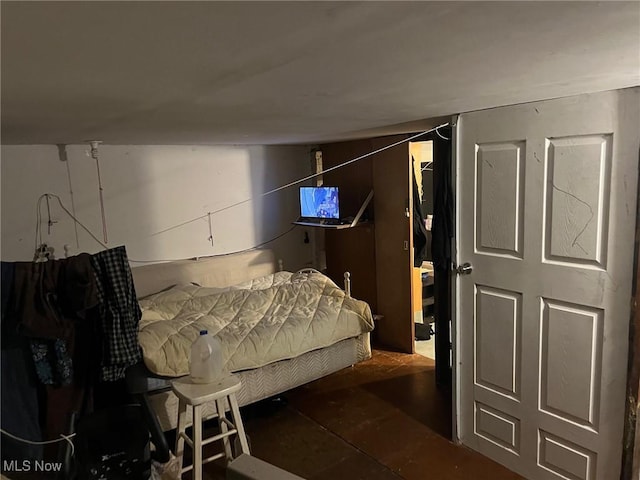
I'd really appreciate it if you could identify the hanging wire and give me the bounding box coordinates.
[233,225,297,254]
[90,142,109,244]
[129,225,299,263]
[62,145,81,248]
[1,429,76,457]
[35,123,449,264]
[35,195,43,251]
[37,193,109,250]
[435,125,450,141]
[45,194,57,235]
[207,212,214,246]
[151,123,449,237]
[35,193,299,263]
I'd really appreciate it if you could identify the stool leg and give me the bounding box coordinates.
[193,404,203,480]
[228,394,250,455]
[175,399,187,471]
[216,398,233,460]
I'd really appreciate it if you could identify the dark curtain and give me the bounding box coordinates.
[432,127,454,389]
[431,129,453,272]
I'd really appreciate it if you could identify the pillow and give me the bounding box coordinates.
[137,282,200,300]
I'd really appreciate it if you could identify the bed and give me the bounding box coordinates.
[129,249,373,435]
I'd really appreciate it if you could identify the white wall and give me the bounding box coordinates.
[0,144,315,271]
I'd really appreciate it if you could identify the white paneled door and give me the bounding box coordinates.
[456,89,639,479]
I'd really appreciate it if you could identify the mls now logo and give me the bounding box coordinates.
[3,460,63,473]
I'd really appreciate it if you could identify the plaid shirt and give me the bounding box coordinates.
[91,246,141,381]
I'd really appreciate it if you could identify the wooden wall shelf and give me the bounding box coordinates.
[292,190,374,230]
[292,220,370,229]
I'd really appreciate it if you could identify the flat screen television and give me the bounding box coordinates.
[299,186,340,220]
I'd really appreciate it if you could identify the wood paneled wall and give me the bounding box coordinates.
[322,136,415,353]
[322,140,377,312]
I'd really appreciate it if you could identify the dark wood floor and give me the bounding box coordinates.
[203,349,523,480]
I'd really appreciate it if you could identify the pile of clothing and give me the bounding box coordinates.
[1,245,142,463]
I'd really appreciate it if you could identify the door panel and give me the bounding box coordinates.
[476,141,525,257]
[457,89,639,479]
[372,136,414,353]
[544,134,611,268]
[475,402,521,453]
[540,299,602,430]
[475,285,521,399]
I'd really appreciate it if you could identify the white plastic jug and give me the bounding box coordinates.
[189,330,225,384]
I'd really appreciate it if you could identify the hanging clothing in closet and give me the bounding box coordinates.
[413,157,430,267]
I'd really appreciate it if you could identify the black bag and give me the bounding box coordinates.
[415,322,434,341]
[74,405,151,480]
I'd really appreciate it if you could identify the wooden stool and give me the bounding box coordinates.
[171,374,250,480]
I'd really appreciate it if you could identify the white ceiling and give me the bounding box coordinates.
[1,1,639,145]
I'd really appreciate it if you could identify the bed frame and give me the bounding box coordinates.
[129,249,371,441]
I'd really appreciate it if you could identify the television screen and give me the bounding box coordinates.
[300,186,340,219]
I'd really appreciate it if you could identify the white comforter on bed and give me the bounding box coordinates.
[137,271,374,377]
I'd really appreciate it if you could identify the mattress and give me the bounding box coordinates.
[138,271,374,377]
[131,252,373,434]
[148,332,371,431]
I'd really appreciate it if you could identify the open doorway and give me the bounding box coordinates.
[410,140,436,361]
[319,131,453,366]
[410,128,454,392]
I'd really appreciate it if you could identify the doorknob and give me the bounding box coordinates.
[455,262,473,275]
